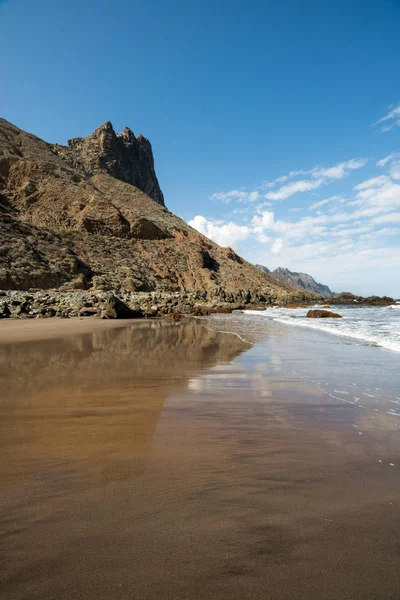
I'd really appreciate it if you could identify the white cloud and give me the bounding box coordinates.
[309,195,345,211]
[211,189,260,203]
[354,175,389,190]
[376,152,400,167]
[271,238,283,254]
[264,158,366,201]
[390,164,400,180]
[353,176,400,212]
[374,104,400,133]
[251,211,275,230]
[188,215,251,247]
[370,212,400,226]
[263,174,289,189]
[377,153,400,181]
[311,158,366,180]
[215,158,366,205]
[265,178,325,200]
[254,232,271,243]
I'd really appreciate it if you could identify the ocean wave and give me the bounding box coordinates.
[244,307,400,354]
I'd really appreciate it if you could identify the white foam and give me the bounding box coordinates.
[244,306,400,353]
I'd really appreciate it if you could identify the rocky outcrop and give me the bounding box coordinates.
[53,121,164,206]
[327,292,394,306]
[256,264,271,274]
[256,265,335,297]
[306,309,342,319]
[0,118,316,313]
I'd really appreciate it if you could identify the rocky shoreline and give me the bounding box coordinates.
[0,290,258,320]
[1,289,397,321]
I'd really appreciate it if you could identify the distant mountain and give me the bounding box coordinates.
[256,265,336,297]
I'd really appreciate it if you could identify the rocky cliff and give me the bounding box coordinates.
[256,265,335,297]
[53,121,164,206]
[0,119,308,310]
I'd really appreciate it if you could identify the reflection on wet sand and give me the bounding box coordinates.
[0,321,248,487]
[1,320,400,600]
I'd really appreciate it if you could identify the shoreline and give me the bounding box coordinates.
[0,289,396,324]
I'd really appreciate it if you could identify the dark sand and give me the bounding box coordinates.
[1,319,400,599]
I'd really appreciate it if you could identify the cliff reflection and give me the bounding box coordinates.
[0,321,249,487]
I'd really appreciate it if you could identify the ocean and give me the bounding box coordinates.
[201,305,400,420]
[245,304,400,354]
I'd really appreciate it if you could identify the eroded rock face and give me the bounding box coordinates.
[55,122,164,206]
[306,309,342,319]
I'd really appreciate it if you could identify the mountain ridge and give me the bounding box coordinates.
[256,264,335,297]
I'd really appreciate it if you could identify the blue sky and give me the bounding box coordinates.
[1,0,400,296]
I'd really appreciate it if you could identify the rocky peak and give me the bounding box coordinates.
[255,264,271,274]
[256,264,335,297]
[63,121,164,206]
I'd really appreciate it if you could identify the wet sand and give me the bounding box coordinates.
[1,319,400,599]
[0,316,142,344]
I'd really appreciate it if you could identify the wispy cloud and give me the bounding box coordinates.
[211,189,260,204]
[265,178,325,200]
[376,152,400,180]
[264,158,366,200]
[373,104,400,133]
[309,195,345,211]
[212,158,366,204]
[376,152,400,167]
[310,158,366,180]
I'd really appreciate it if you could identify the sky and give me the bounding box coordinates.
[1,0,400,296]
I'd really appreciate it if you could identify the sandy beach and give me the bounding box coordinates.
[1,318,400,600]
[0,316,145,344]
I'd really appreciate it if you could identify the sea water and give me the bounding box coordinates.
[201,306,400,420]
[245,304,400,354]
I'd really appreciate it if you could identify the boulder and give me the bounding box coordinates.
[306,309,342,319]
[98,296,143,319]
[0,302,11,318]
[166,312,183,321]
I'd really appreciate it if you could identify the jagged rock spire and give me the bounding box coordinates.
[66,121,165,206]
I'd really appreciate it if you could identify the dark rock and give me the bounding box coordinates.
[307,309,342,319]
[0,302,11,318]
[328,292,394,306]
[201,249,219,271]
[99,296,143,319]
